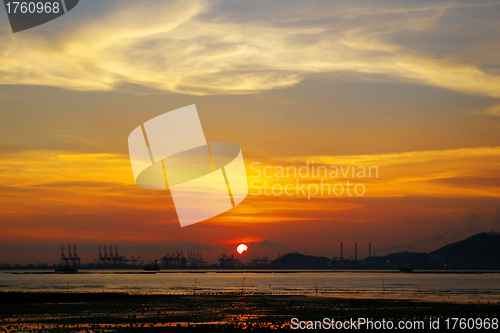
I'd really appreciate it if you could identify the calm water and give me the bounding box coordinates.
[1,270,499,303]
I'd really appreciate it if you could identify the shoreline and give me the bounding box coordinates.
[2,269,500,274]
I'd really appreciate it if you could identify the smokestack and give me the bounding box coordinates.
[355,243,357,262]
[369,243,371,258]
[340,242,343,260]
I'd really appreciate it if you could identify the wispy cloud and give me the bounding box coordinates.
[256,146,500,199]
[0,147,499,253]
[1,0,500,97]
[483,103,500,116]
[1,146,499,224]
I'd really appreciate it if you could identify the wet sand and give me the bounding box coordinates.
[0,291,499,331]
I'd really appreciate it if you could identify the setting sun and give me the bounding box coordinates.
[237,244,248,255]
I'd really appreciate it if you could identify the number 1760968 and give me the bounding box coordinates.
[5,1,61,14]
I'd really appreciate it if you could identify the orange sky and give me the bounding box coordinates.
[1,146,499,263]
[1,0,500,264]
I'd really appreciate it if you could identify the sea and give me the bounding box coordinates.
[1,270,499,304]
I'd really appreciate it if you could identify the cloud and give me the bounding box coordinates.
[374,243,403,253]
[0,0,500,97]
[0,243,56,251]
[456,208,500,236]
[2,145,500,227]
[260,146,500,199]
[175,242,213,251]
[489,207,500,227]
[414,230,450,247]
[255,240,287,250]
[462,212,486,232]
[84,242,211,254]
[484,103,500,116]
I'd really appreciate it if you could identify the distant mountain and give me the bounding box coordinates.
[430,232,500,270]
[269,252,331,269]
[270,232,500,270]
[362,251,430,269]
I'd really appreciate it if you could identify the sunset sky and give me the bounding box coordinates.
[1,0,500,264]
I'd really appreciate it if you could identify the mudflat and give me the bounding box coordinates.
[0,291,499,331]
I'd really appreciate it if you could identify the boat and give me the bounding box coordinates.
[55,264,78,273]
[144,260,161,271]
[398,265,413,273]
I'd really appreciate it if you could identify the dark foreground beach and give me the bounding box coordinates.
[0,292,499,332]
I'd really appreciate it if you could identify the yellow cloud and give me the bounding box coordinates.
[0,151,132,186]
[0,147,499,224]
[0,1,500,97]
[251,146,500,198]
[484,103,500,116]
[0,150,145,218]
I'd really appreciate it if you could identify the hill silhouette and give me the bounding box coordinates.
[268,231,500,270]
[430,231,500,269]
[269,253,331,269]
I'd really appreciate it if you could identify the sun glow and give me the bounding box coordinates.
[237,244,248,254]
